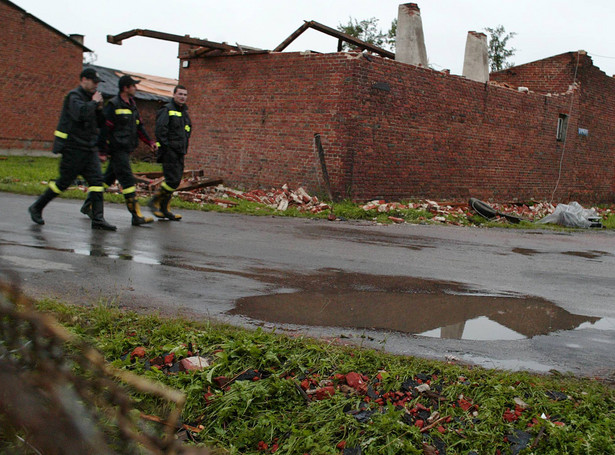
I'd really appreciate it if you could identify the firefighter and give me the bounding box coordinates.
[28,68,116,231]
[148,85,191,221]
[80,75,157,226]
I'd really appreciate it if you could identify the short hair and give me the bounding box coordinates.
[174,85,187,94]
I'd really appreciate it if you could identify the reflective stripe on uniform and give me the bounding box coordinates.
[54,130,68,139]
[115,109,132,115]
[88,186,104,193]
[136,119,140,125]
[155,142,161,147]
[185,125,191,132]
[161,182,176,192]
[168,110,182,117]
[49,181,62,194]
[122,186,136,195]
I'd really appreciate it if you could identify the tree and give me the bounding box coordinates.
[337,17,397,52]
[83,52,97,65]
[386,18,397,51]
[484,25,516,72]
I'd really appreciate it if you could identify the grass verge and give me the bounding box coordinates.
[2,155,614,229]
[37,299,615,455]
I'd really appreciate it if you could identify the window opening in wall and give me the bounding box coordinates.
[556,114,568,141]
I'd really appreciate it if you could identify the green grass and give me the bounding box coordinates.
[2,155,614,230]
[36,300,615,455]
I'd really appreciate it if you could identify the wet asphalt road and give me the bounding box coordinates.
[1,192,614,377]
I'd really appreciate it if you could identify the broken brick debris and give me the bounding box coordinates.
[184,183,332,213]
[64,170,614,224]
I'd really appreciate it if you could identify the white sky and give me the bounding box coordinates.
[14,0,615,79]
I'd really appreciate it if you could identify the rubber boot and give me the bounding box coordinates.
[90,192,117,231]
[125,193,153,226]
[28,188,57,225]
[148,188,166,219]
[160,190,182,221]
[80,193,94,220]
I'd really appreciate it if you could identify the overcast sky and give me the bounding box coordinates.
[15,0,615,80]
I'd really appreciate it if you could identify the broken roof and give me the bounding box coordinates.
[85,64,176,102]
[106,21,394,60]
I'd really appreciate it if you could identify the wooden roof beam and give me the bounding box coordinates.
[274,20,395,59]
[107,29,235,52]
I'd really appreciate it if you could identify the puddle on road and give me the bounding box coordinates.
[4,237,606,341]
[229,271,599,341]
[1,239,159,266]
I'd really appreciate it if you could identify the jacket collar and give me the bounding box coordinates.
[171,100,186,111]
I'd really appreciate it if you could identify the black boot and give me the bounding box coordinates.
[28,189,57,225]
[148,188,166,219]
[160,190,182,221]
[80,193,94,219]
[125,193,154,226]
[90,192,117,231]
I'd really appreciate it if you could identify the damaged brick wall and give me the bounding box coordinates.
[0,1,83,152]
[491,52,615,201]
[346,56,584,202]
[181,51,353,194]
[490,52,580,94]
[181,50,615,203]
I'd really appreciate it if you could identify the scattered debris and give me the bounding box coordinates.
[185,183,332,214]
[179,356,211,371]
[536,201,603,228]
[63,169,614,226]
[506,430,532,455]
[545,390,569,401]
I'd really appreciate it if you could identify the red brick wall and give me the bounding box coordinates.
[132,99,164,161]
[181,50,615,203]
[181,51,351,192]
[0,1,83,151]
[490,52,579,94]
[491,52,615,201]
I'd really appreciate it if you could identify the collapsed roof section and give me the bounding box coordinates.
[106,21,395,60]
[84,64,176,101]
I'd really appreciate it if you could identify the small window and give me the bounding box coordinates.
[556,114,568,141]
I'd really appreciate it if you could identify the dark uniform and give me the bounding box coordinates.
[81,89,155,225]
[148,99,192,220]
[28,70,116,231]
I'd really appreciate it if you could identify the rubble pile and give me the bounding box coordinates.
[178,183,333,214]
[362,199,612,225]
[73,171,613,225]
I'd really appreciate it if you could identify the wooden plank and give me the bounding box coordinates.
[176,178,224,192]
[147,176,165,189]
[134,169,205,179]
[273,22,310,52]
[314,133,334,202]
[306,21,395,59]
[107,29,235,51]
[133,175,153,184]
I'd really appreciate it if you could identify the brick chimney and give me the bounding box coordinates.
[395,3,428,67]
[69,34,84,46]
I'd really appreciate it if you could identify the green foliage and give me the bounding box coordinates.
[37,301,615,455]
[603,213,615,229]
[337,17,397,52]
[387,18,397,51]
[484,25,517,72]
